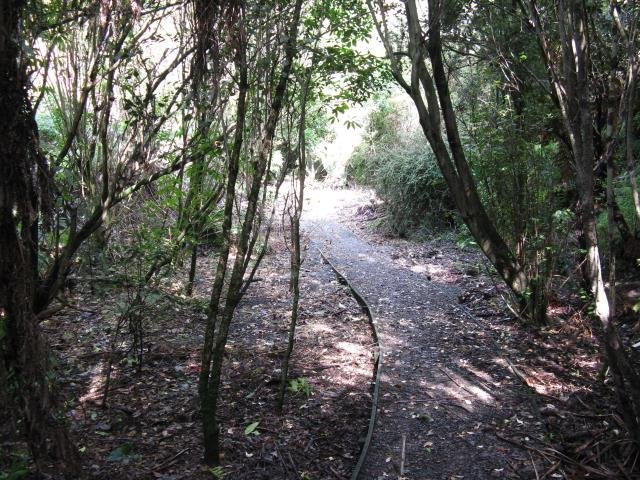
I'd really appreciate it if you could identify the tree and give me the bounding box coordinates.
[277,69,311,413]
[520,0,640,446]
[198,0,304,465]
[366,0,530,311]
[0,0,81,474]
[2,1,204,471]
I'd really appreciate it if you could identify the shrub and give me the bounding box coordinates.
[346,98,454,236]
[373,138,454,236]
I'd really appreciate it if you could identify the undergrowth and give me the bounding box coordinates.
[346,98,454,237]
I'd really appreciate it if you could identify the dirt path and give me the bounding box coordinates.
[304,187,541,480]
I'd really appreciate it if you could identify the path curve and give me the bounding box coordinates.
[304,187,537,480]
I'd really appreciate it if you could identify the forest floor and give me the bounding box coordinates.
[305,185,637,480]
[25,211,374,479]
[3,185,636,479]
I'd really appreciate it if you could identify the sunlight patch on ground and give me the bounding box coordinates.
[79,362,107,404]
[336,341,366,355]
[410,264,428,273]
[492,356,587,397]
[303,184,372,222]
[438,385,478,408]
[492,357,508,366]
[441,370,494,404]
[574,358,599,369]
[444,383,490,406]
[417,367,497,410]
[457,359,497,385]
[426,264,447,276]
[465,384,494,403]
[308,323,335,335]
[335,365,375,385]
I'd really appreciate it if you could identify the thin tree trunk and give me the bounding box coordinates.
[607,132,617,327]
[239,157,291,297]
[186,243,198,296]
[199,0,304,464]
[278,71,310,413]
[199,5,249,462]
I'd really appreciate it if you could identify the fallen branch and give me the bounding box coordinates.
[399,433,406,479]
[318,248,382,480]
[148,448,189,473]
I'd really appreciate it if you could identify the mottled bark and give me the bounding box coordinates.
[199,0,304,464]
[0,0,81,474]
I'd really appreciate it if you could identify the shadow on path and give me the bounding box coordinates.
[304,186,539,480]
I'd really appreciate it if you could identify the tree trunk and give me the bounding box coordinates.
[199,0,304,464]
[199,10,249,460]
[0,0,81,474]
[367,0,529,309]
[186,243,198,296]
[278,70,310,413]
[526,0,640,444]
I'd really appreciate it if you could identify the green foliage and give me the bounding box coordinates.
[0,455,29,480]
[301,0,391,116]
[374,146,453,237]
[455,225,477,250]
[288,377,311,396]
[304,0,371,42]
[347,98,454,237]
[209,466,227,479]
[616,182,637,232]
[36,107,65,156]
[596,177,640,254]
[456,54,575,291]
[244,421,260,436]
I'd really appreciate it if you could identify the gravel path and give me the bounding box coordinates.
[304,187,539,480]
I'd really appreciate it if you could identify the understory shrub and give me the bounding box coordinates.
[347,98,454,237]
[374,143,454,236]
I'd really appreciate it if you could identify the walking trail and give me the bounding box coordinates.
[304,186,542,480]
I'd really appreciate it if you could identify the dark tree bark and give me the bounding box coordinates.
[0,0,81,474]
[367,0,529,309]
[199,0,304,464]
[199,2,250,464]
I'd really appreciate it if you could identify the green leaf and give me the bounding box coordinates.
[244,421,260,435]
[288,377,311,396]
[209,466,227,479]
[106,444,133,462]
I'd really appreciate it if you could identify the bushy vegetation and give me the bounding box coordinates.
[347,98,454,236]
